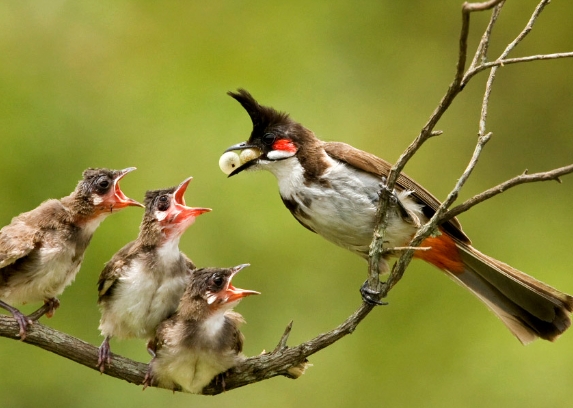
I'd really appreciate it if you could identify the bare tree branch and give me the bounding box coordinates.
[1,0,572,396]
[443,164,573,223]
[0,316,147,386]
[0,305,374,395]
[464,53,573,86]
[374,0,573,297]
[369,0,505,297]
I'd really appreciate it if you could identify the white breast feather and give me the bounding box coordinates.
[261,156,425,259]
[98,255,188,340]
[152,318,240,394]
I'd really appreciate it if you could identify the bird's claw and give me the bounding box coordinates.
[44,298,60,318]
[214,371,229,391]
[142,360,155,390]
[96,338,111,373]
[0,300,33,340]
[27,297,60,321]
[360,280,388,306]
[14,310,33,341]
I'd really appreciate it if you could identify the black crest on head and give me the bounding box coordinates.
[228,89,291,136]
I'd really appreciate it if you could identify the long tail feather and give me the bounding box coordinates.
[449,241,573,344]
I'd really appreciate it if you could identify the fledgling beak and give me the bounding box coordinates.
[168,177,211,224]
[109,167,144,209]
[222,264,260,304]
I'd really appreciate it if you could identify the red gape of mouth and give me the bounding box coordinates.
[108,167,143,209]
[168,177,211,224]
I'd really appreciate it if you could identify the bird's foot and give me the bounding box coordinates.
[142,362,155,390]
[213,370,231,392]
[96,337,111,373]
[43,298,60,318]
[0,300,33,341]
[27,298,60,321]
[360,280,388,306]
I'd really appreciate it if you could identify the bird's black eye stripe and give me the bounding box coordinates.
[262,133,276,146]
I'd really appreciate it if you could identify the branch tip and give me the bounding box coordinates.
[273,320,294,353]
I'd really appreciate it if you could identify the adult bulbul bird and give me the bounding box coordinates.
[0,167,142,340]
[223,88,573,344]
[145,264,259,393]
[97,177,210,372]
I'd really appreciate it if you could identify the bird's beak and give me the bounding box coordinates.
[170,177,211,223]
[222,143,262,177]
[224,142,257,153]
[224,264,260,303]
[110,167,144,209]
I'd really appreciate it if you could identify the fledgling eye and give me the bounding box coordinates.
[210,274,225,290]
[157,195,170,212]
[262,133,276,146]
[95,176,111,193]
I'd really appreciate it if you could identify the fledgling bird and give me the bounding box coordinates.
[0,167,142,340]
[145,264,259,394]
[96,177,210,372]
[222,88,573,344]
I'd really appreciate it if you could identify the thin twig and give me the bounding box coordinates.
[468,1,504,72]
[442,164,573,223]
[464,52,573,85]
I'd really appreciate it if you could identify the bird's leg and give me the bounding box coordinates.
[0,300,32,340]
[142,342,157,390]
[27,297,60,321]
[213,370,230,392]
[142,360,156,390]
[96,336,112,373]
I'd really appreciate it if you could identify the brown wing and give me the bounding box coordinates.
[0,220,38,269]
[224,311,245,353]
[0,199,75,270]
[97,241,138,301]
[323,141,470,243]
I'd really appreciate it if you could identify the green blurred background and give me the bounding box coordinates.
[1,1,572,407]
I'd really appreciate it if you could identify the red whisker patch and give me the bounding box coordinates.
[273,139,297,153]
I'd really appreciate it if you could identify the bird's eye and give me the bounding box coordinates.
[212,274,224,288]
[262,133,276,146]
[157,195,170,211]
[95,176,111,192]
